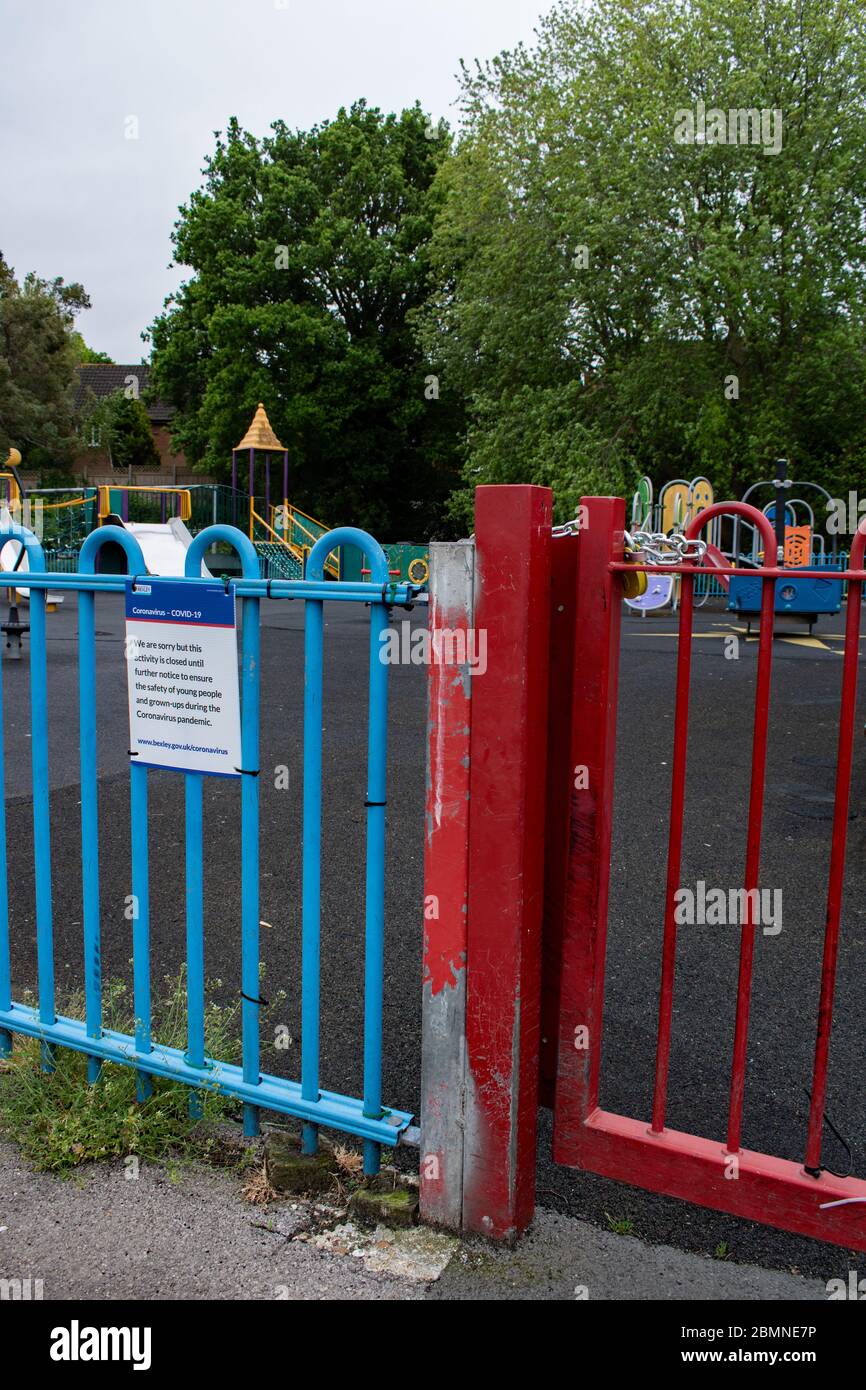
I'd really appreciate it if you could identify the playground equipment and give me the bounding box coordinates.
[6,404,428,588]
[1,409,337,584]
[232,404,339,580]
[0,453,65,646]
[626,474,717,612]
[621,529,706,611]
[632,473,719,545]
[349,541,430,587]
[19,408,338,582]
[727,462,841,633]
[231,406,425,586]
[0,458,30,599]
[380,542,430,587]
[628,465,843,631]
[0,467,29,656]
[94,485,211,577]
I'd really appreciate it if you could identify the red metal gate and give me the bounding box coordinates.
[546,496,866,1252]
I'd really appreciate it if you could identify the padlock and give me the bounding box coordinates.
[620,548,648,600]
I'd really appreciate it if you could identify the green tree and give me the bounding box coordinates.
[85,391,160,470]
[148,101,464,537]
[70,333,114,364]
[0,255,90,470]
[419,0,866,524]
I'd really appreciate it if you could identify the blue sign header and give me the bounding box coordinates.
[124,577,235,628]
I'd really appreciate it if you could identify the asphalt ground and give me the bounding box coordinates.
[2,588,865,1285]
[0,1137,826,1301]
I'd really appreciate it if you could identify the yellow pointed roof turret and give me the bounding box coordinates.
[235,403,285,452]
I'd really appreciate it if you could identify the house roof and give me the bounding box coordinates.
[235,402,285,452]
[75,364,175,425]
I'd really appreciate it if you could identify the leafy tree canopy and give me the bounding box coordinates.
[418,0,866,524]
[71,333,114,364]
[148,101,463,537]
[0,255,90,471]
[84,391,160,471]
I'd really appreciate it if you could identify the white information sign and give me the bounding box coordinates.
[125,577,242,778]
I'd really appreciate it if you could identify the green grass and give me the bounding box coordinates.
[0,972,252,1173]
[604,1211,635,1236]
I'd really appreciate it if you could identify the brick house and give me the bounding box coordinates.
[65,364,214,488]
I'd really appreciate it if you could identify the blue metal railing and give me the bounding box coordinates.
[0,520,415,1173]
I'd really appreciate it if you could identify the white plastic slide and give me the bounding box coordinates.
[121,516,212,578]
[0,505,64,605]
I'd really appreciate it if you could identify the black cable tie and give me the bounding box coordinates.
[802,1086,854,1181]
[241,990,269,1008]
[223,575,231,594]
[364,798,387,807]
[130,574,145,592]
[234,766,260,777]
[128,750,139,758]
[266,576,292,600]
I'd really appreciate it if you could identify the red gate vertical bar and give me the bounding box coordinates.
[552,496,624,1162]
[804,519,866,1170]
[650,563,697,1133]
[420,540,475,1229]
[725,564,775,1152]
[539,529,581,1107]
[462,484,552,1240]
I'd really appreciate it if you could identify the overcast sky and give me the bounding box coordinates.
[1,0,545,362]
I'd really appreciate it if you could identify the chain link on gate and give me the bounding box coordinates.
[623,529,708,565]
[552,515,709,565]
[552,520,709,602]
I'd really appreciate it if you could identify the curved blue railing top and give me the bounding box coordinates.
[78,524,146,576]
[184,524,260,580]
[306,526,389,586]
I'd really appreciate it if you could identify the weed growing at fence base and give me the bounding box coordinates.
[0,973,245,1173]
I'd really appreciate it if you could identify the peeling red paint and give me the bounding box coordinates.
[462,486,552,1240]
[423,584,472,997]
[420,543,474,1230]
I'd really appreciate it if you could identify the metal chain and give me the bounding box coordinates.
[624,529,708,564]
[551,519,709,563]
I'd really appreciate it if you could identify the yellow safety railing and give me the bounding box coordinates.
[250,506,295,549]
[250,506,339,576]
[38,495,93,512]
[282,501,328,532]
[97,486,192,522]
[267,501,340,578]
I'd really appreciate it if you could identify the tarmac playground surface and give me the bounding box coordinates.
[1,590,865,1288]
